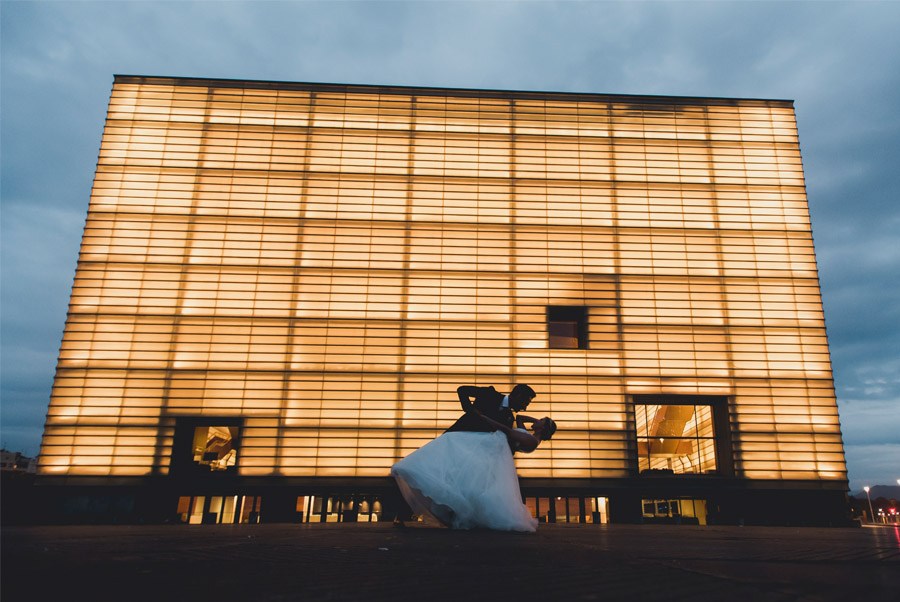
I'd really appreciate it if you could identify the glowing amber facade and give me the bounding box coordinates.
[38,76,848,524]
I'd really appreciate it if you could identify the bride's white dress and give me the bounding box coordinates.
[390,430,538,532]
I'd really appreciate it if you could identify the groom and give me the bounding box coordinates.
[446,383,536,433]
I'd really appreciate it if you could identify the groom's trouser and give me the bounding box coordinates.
[385,480,414,522]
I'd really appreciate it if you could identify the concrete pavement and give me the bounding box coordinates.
[3,522,898,601]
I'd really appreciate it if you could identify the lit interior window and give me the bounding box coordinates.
[547,306,588,349]
[192,425,239,471]
[634,401,718,475]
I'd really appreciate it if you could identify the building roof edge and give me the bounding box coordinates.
[111,74,795,107]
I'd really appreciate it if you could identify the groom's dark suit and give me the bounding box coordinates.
[445,385,514,433]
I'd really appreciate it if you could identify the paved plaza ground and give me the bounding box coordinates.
[3,522,898,601]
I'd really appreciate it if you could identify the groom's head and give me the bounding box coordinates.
[509,384,536,411]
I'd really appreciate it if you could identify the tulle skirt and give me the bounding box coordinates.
[390,430,538,532]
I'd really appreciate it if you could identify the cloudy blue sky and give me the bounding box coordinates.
[2,1,897,491]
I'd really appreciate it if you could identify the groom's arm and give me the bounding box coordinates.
[515,414,537,429]
[456,386,480,413]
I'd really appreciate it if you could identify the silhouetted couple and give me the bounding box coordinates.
[390,383,556,532]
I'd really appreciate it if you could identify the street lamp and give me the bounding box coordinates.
[863,486,875,524]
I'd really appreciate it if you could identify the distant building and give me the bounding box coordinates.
[36,75,850,525]
[1,449,37,474]
[1,449,39,525]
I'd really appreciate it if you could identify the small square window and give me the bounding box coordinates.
[171,418,243,476]
[547,306,588,349]
[192,425,239,471]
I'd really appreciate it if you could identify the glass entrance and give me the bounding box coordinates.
[641,497,707,525]
[176,495,261,524]
[524,496,609,523]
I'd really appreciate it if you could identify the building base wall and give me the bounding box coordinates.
[15,476,854,527]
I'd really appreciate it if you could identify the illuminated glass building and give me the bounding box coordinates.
[37,75,849,525]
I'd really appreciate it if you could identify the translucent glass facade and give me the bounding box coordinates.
[39,76,846,501]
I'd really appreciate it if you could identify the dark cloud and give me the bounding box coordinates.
[2,1,898,488]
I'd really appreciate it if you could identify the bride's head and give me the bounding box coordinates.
[533,417,557,441]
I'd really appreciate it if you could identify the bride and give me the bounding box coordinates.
[390,410,557,532]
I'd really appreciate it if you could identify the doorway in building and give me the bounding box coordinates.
[641,497,707,525]
[176,495,262,524]
[524,496,609,523]
[296,495,383,523]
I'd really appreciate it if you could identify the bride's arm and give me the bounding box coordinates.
[473,410,540,453]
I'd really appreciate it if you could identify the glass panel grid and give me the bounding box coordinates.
[40,79,845,482]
